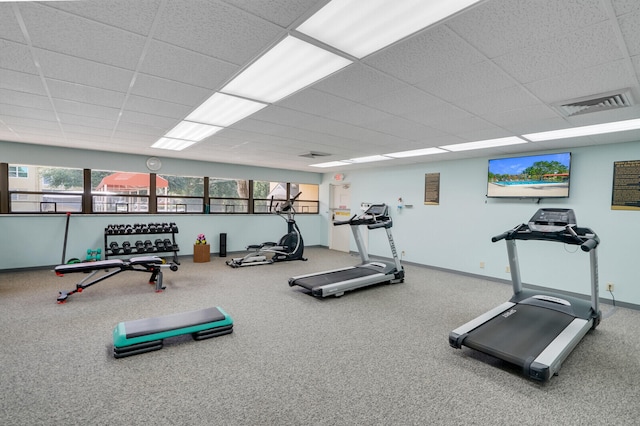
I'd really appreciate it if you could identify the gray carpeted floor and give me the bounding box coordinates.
[1,247,639,425]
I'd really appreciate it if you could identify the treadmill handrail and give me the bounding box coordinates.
[492,223,599,250]
[332,204,392,228]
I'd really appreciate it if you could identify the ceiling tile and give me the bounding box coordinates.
[365,26,486,85]
[611,0,640,16]
[0,69,45,96]
[277,89,359,117]
[125,95,192,120]
[47,80,126,109]
[524,59,636,103]
[493,21,625,84]
[45,0,162,36]
[365,86,446,117]
[19,3,147,70]
[415,60,515,102]
[453,85,542,117]
[0,103,57,122]
[0,4,25,43]
[312,63,407,103]
[0,89,50,111]
[36,48,134,92]
[130,74,211,106]
[54,100,120,123]
[448,0,608,58]
[0,39,38,75]
[222,0,320,28]
[154,0,284,65]
[618,9,640,55]
[140,40,239,89]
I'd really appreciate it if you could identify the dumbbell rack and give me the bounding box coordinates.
[104,222,180,264]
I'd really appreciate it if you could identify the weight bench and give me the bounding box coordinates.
[55,256,178,303]
[113,306,233,358]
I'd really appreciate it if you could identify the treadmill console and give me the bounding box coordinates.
[528,208,576,233]
[364,204,388,218]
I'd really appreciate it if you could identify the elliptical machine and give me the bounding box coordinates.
[226,192,307,268]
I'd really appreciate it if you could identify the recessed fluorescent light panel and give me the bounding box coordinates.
[386,147,447,158]
[440,136,527,152]
[151,138,197,151]
[221,35,352,103]
[309,160,353,168]
[296,0,483,58]
[185,93,267,127]
[165,121,223,141]
[523,118,640,141]
[348,155,393,163]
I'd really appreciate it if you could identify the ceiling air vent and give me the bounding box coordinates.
[554,90,634,117]
[299,151,331,159]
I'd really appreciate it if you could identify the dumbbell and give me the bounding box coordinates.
[109,241,121,255]
[144,240,154,252]
[124,225,133,234]
[86,248,102,261]
[163,238,173,251]
[122,241,132,254]
[154,239,164,250]
[135,240,144,253]
[170,222,178,232]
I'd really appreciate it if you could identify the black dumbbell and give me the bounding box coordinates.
[122,241,132,254]
[154,239,164,250]
[135,240,144,253]
[109,241,120,254]
[144,240,154,252]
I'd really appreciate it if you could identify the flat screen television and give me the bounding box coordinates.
[487,152,571,198]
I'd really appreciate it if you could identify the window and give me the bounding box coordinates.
[209,178,249,213]
[252,181,319,214]
[252,180,287,213]
[91,170,151,213]
[292,183,319,214]
[9,165,83,212]
[2,162,319,216]
[9,166,28,178]
[157,174,204,213]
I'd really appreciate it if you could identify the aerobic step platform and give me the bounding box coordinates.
[113,306,233,358]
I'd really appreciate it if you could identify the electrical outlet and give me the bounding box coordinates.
[505,266,510,273]
[606,283,614,292]
[401,250,405,257]
[480,262,485,269]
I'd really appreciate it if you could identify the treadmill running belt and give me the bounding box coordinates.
[292,267,380,289]
[462,304,575,367]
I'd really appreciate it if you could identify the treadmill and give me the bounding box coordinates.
[289,203,404,297]
[449,208,601,381]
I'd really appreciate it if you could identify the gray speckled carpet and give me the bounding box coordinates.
[1,247,638,425]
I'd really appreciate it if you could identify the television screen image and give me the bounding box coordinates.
[487,152,571,198]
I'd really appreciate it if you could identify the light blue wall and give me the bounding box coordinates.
[320,141,640,307]
[0,213,323,269]
[2,140,639,307]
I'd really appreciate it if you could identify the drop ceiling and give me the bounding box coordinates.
[1,0,639,173]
